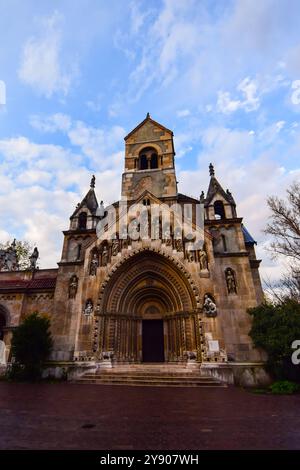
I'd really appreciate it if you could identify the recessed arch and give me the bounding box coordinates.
[98,249,198,316]
[0,305,10,341]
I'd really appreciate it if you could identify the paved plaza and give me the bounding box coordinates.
[0,382,299,450]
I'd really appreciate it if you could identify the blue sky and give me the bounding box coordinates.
[0,0,300,282]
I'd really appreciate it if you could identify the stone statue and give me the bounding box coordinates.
[29,247,39,270]
[69,275,78,299]
[84,299,93,315]
[199,249,208,270]
[101,246,109,266]
[0,340,6,365]
[90,252,99,275]
[187,250,195,262]
[203,294,217,318]
[175,238,183,252]
[0,239,18,271]
[112,238,119,256]
[226,268,237,294]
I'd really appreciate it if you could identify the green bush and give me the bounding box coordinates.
[248,300,300,382]
[270,380,300,395]
[9,312,53,381]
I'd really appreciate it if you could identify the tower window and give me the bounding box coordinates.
[214,200,226,219]
[78,212,87,230]
[76,244,82,260]
[140,154,148,170]
[221,234,227,252]
[138,147,158,171]
[150,153,158,169]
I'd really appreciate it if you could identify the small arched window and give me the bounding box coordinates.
[214,200,226,220]
[76,244,82,260]
[138,147,158,171]
[150,153,158,169]
[221,234,227,252]
[140,154,148,170]
[78,212,87,230]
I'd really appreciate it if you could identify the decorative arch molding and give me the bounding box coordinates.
[97,247,200,314]
[135,142,162,157]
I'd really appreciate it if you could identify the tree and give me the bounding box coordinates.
[265,181,300,301]
[248,300,300,382]
[10,312,53,381]
[0,239,33,270]
[265,181,300,262]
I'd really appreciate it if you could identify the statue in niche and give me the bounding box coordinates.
[69,275,78,299]
[29,247,39,270]
[89,252,99,275]
[225,268,237,294]
[84,299,93,316]
[101,245,109,266]
[187,250,195,262]
[165,237,173,247]
[162,225,171,246]
[174,237,183,252]
[112,238,119,256]
[199,249,208,270]
[203,294,217,318]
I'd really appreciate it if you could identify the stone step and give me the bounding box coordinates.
[83,374,216,381]
[75,377,226,387]
[73,363,226,387]
[74,372,225,387]
[95,372,202,377]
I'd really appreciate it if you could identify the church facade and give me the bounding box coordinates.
[0,115,267,384]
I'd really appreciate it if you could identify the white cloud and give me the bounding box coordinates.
[177,109,191,118]
[217,91,241,114]
[18,12,77,98]
[0,116,127,267]
[217,77,260,114]
[291,80,300,105]
[177,124,300,284]
[30,113,71,133]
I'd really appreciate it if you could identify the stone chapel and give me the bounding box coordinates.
[0,115,267,385]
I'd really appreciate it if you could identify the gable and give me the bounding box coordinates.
[124,116,173,143]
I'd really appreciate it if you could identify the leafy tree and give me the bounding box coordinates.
[0,239,33,270]
[10,312,53,381]
[248,300,300,381]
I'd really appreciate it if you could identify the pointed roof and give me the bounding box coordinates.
[124,113,173,141]
[242,224,257,245]
[205,163,236,206]
[71,175,99,217]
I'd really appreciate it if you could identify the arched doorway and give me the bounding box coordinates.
[97,250,201,363]
[0,306,9,342]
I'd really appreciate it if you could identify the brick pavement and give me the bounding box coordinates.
[0,383,299,450]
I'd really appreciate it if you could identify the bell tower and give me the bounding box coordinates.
[122,113,178,200]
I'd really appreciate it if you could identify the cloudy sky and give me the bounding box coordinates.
[0,0,300,283]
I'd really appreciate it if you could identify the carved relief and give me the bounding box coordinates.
[132,176,153,197]
[203,294,217,318]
